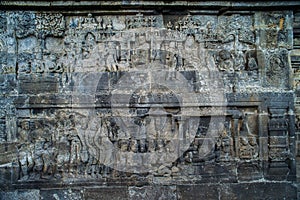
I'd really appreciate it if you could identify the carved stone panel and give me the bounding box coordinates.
[0,2,298,198]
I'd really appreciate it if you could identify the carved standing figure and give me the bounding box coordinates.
[18,121,32,180]
[69,134,82,175]
[18,121,29,143]
[105,41,119,71]
[184,35,198,68]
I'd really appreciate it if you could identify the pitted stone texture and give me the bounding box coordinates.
[40,189,83,200]
[177,183,297,200]
[83,187,128,200]
[128,186,177,200]
[0,2,298,199]
[220,183,297,200]
[177,185,219,200]
[0,190,40,200]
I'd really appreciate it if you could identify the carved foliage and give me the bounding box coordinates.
[217,15,255,46]
[14,11,36,38]
[35,13,65,38]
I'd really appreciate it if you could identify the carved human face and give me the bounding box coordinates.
[120,140,128,152]
[130,140,138,152]
[169,41,176,49]
[185,36,195,47]
[139,35,146,44]
[249,137,257,146]
[43,142,50,149]
[240,137,248,145]
[108,42,115,49]
[35,121,41,129]
[90,118,100,130]
[86,33,95,45]
[219,50,231,60]
[21,121,29,130]
[78,117,88,129]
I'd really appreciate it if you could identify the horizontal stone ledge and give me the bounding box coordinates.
[176,182,297,200]
[12,100,290,109]
[1,1,300,11]
[12,100,267,108]
[14,103,229,108]
[0,182,297,199]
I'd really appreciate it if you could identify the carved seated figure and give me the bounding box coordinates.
[216,50,234,72]
[219,128,233,161]
[248,136,258,159]
[239,136,258,159]
[81,33,100,70]
[239,137,251,159]
[131,34,150,67]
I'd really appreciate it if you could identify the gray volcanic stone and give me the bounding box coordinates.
[0,1,299,199]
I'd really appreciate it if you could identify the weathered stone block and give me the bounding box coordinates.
[40,189,83,200]
[177,184,219,200]
[0,190,40,200]
[221,183,297,200]
[83,187,128,200]
[128,186,177,200]
[19,76,59,94]
[237,162,262,181]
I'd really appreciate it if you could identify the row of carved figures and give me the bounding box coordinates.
[15,110,261,180]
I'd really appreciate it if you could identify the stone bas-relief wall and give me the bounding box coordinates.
[0,3,299,199]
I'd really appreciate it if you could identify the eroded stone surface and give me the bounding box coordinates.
[129,186,176,200]
[0,1,299,199]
